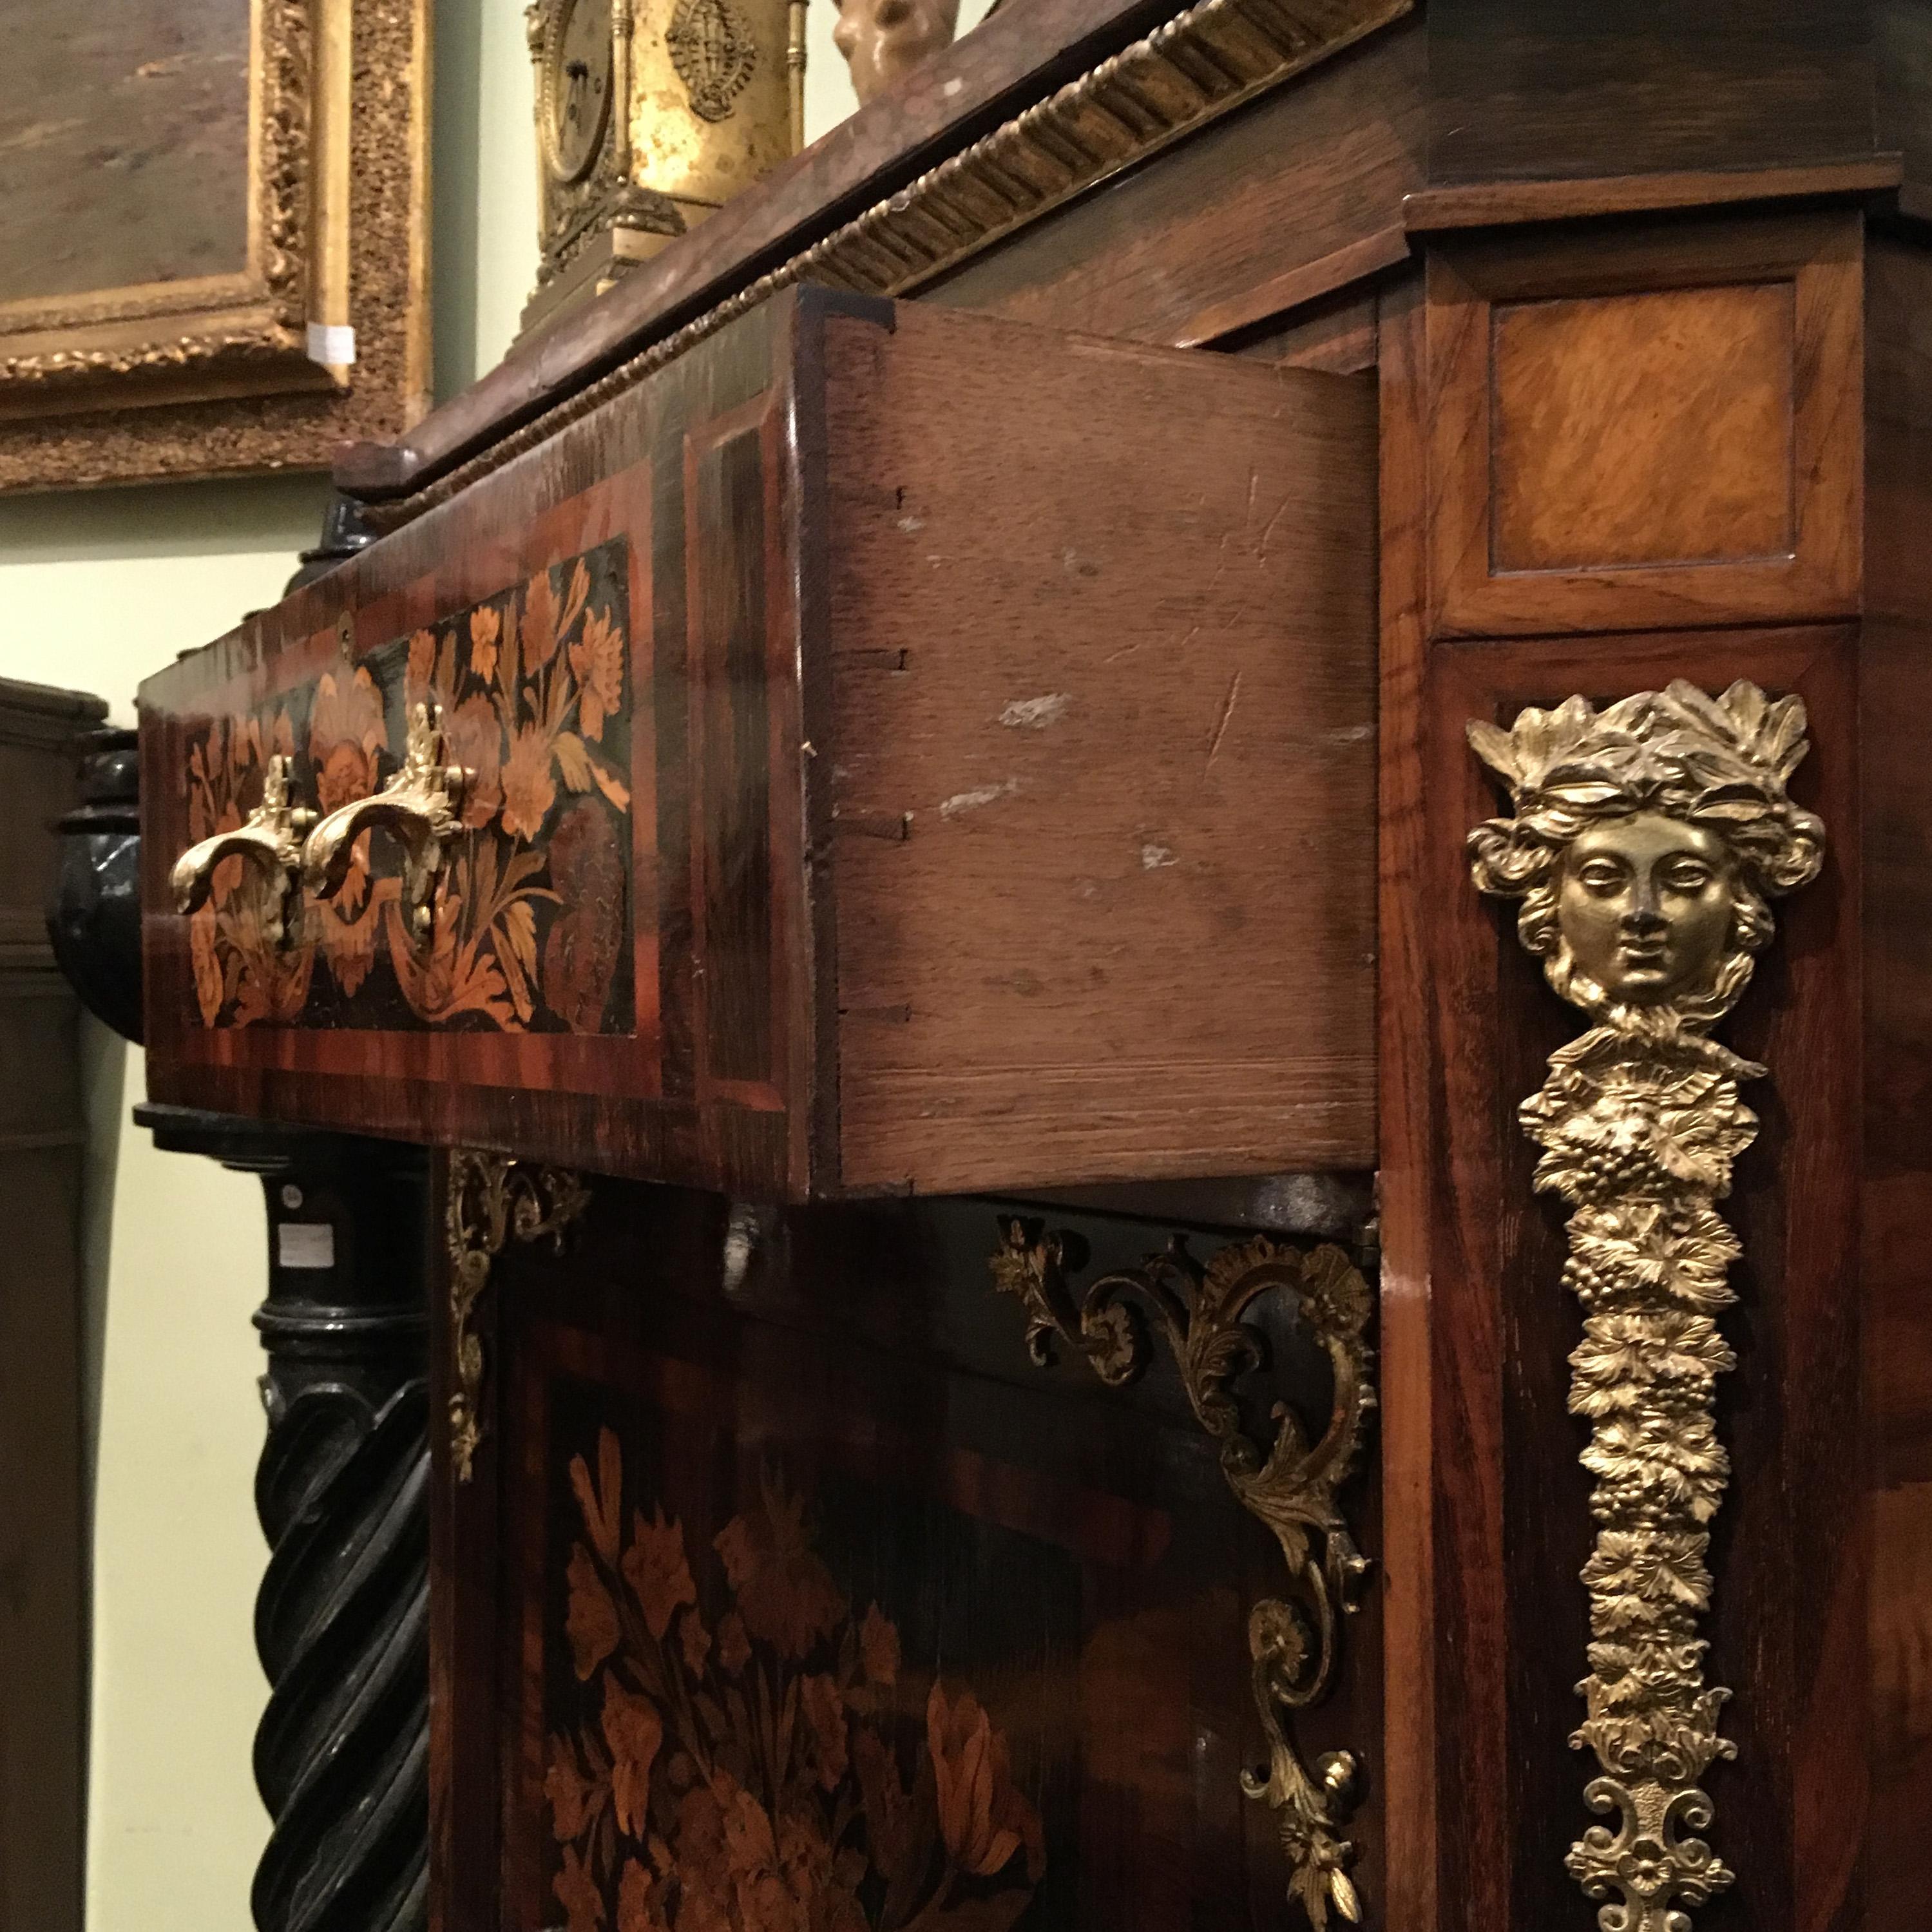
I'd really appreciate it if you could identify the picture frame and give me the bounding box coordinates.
[0,0,432,493]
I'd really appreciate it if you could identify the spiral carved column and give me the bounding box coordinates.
[140,1109,432,1932]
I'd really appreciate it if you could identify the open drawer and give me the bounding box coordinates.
[140,287,1376,1198]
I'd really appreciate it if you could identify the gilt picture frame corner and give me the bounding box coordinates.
[0,0,431,493]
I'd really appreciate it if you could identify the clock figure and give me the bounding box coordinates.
[541,0,615,182]
[521,0,803,340]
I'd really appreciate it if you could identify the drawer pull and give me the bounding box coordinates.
[169,754,314,947]
[302,702,468,939]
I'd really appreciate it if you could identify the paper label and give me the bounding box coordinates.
[307,322,358,367]
[278,1222,336,1271]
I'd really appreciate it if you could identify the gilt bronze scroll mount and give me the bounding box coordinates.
[446,1151,591,1483]
[1467,681,1825,1932]
[991,1221,1375,1929]
[169,752,314,950]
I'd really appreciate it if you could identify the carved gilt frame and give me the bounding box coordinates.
[0,0,431,493]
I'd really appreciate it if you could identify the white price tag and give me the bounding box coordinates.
[307,322,358,367]
[278,1222,336,1271]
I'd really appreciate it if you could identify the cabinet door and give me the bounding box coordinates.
[141,287,1374,1198]
[436,1181,1384,1932]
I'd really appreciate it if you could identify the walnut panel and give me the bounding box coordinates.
[1426,209,1862,636]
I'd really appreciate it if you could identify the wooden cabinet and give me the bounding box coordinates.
[124,7,1932,1932]
[140,289,1376,1201]
[437,1180,1386,1932]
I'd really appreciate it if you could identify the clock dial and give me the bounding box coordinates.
[548,0,615,183]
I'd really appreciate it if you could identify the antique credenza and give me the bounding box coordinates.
[125,5,1932,1931]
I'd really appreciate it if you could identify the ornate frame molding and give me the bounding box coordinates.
[0,0,431,491]
[374,0,1410,526]
[990,1219,1375,1930]
[0,0,320,403]
[446,1150,591,1483]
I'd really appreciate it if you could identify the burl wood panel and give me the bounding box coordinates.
[432,1181,1382,1932]
[1384,261,1866,1932]
[146,288,1377,1200]
[1427,210,1862,638]
[818,305,1377,1192]
[1489,282,1795,572]
[1861,235,1932,1932]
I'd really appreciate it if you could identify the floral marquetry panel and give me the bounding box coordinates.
[178,540,638,1038]
[448,1185,1375,1932]
[140,289,809,1195]
[537,1424,1061,1932]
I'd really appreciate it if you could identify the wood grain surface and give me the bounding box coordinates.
[924,19,1425,352]
[1861,234,1932,1932]
[1426,0,1879,190]
[1372,273,1437,1932]
[1489,281,1798,573]
[1426,211,1864,638]
[145,289,1379,1198]
[816,301,1377,1191]
[1403,155,1904,234]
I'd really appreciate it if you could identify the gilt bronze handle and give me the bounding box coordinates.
[301,703,468,939]
[169,754,314,948]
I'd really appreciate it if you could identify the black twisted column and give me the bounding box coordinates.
[50,725,432,1932]
[140,1110,432,1932]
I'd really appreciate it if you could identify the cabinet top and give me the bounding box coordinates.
[336,0,1929,519]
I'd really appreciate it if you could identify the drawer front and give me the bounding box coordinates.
[142,295,811,1196]
[171,526,643,1041]
[142,287,1377,1198]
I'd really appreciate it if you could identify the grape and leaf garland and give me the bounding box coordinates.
[1466,682,1824,1932]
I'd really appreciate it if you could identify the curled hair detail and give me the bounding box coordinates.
[1466,680,1825,1031]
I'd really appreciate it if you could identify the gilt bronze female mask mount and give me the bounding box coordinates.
[1468,682,1825,1932]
